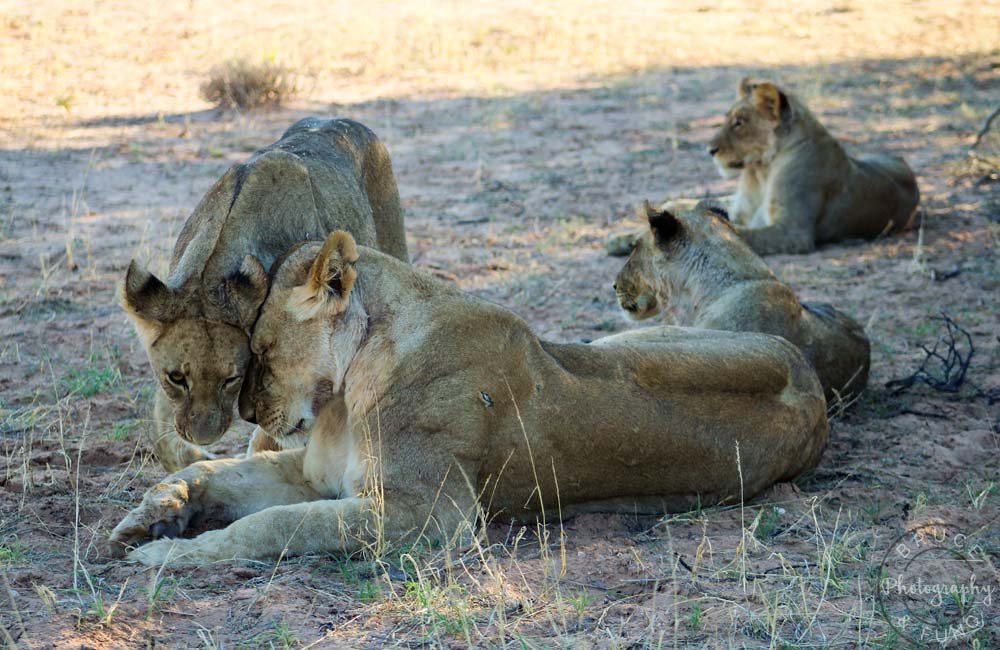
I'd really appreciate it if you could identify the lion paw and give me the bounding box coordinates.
[109,479,195,554]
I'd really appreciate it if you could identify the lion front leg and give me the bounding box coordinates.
[149,388,215,473]
[246,426,284,456]
[127,497,373,565]
[110,448,322,555]
[127,485,478,567]
[734,175,824,255]
[728,192,758,227]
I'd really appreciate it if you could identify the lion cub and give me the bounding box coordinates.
[615,200,870,403]
[708,78,919,255]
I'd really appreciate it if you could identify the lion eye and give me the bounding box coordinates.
[732,117,744,129]
[166,371,187,388]
[223,375,243,389]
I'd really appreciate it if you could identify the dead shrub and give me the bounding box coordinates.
[200,58,297,110]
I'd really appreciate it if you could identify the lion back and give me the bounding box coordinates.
[167,118,408,322]
[801,301,871,400]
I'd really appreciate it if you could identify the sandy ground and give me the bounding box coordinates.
[1,1,999,648]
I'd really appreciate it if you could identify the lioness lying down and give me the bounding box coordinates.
[121,118,408,472]
[615,200,870,403]
[110,232,827,565]
[709,78,919,255]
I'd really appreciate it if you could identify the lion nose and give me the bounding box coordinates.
[612,282,618,292]
[708,146,719,156]
[239,394,257,424]
[188,410,223,445]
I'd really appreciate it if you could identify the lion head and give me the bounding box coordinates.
[615,200,770,322]
[248,232,367,443]
[612,205,671,321]
[708,78,791,178]
[121,256,269,445]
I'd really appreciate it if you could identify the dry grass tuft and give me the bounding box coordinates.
[199,58,297,110]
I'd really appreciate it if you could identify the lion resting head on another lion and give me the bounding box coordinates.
[120,118,408,472]
[111,231,827,566]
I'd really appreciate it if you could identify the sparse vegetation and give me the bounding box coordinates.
[271,620,299,649]
[107,420,138,442]
[0,537,29,566]
[200,58,297,110]
[61,365,120,398]
[54,94,74,113]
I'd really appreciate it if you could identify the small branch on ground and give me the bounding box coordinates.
[885,312,974,396]
[972,106,1000,150]
[882,406,949,420]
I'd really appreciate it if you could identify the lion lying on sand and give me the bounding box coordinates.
[708,78,920,255]
[111,232,827,565]
[615,200,870,403]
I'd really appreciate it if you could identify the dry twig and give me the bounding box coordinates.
[972,106,1000,150]
[885,312,974,395]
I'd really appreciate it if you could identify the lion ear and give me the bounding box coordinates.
[751,82,786,121]
[226,255,269,330]
[288,231,359,321]
[641,200,681,247]
[121,261,182,340]
[738,77,756,99]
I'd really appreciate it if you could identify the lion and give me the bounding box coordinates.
[121,118,408,472]
[110,231,828,566]
[615,200,870,403]
[708,78,920,255]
